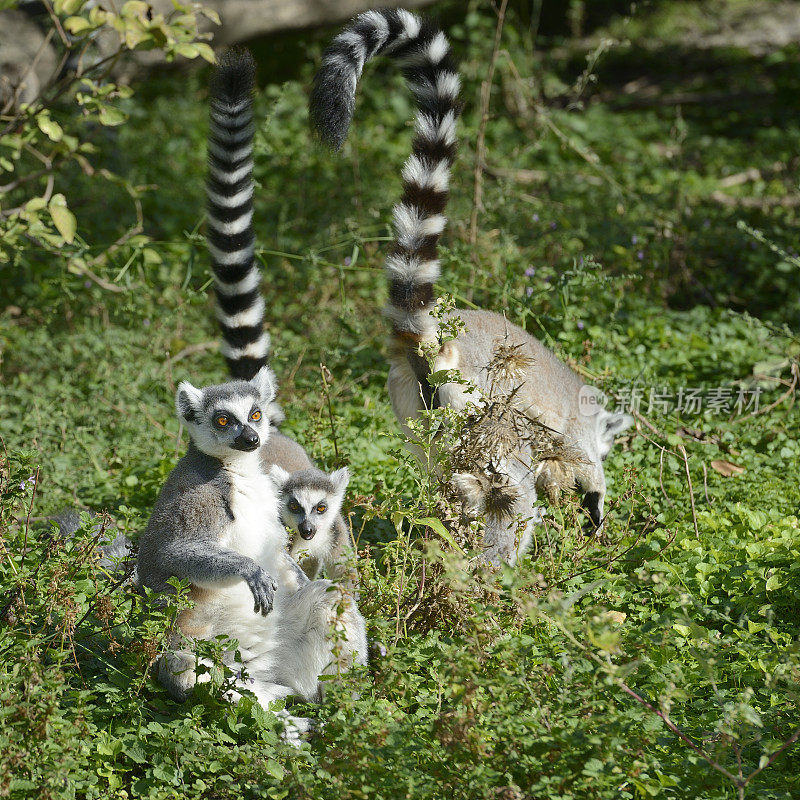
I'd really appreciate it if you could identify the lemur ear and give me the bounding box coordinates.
[268,464,291,490]
[250,366,277,405]
[600,410,634,443]
[330,466,350,495]
[176,381,204,423]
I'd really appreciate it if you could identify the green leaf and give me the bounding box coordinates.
[49,196,77,243]
[54,0,84,13]
[64,15,93,34]
[415,516,465,554]
[98,106,127,127]
[765,574,782,592]
[120,0,148,16]
[194,43,215,63]
[264,759,284,781]
[37,115,63,142]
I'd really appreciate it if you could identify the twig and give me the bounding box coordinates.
[483,164,547,184]
[658,446,673,504]
[710,191,800,209]
[0,162,63,195]
[677,444,700,539]
[606,89,763,111]
[71,195,145,292]
[0,28,56,116]
[468,0,509,251]
[535,606,746,790]
[319,363,339,461]
[630,407,668,439]
[615,681,740,786]
[20,468,41,569]
[735,362,798,421]
[718,167,763,188]
[41,0,70,48]
[168,341,219,365]
[71,263,125,293]
[742,725,800,789]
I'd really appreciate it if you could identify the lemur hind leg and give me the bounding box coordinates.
[479,459,543,568]
[271,579,368,703]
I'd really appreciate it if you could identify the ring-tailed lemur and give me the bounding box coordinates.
[309,10,633,566]
[269,465,356,586]
[137,367,368,738]
[207,50,355,580]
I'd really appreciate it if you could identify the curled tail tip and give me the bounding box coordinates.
[211,47,256,102]
[309,68,355,152]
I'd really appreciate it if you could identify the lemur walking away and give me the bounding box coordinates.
[309,9,633,566]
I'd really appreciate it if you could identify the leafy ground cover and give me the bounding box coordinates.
[1,1,798,798]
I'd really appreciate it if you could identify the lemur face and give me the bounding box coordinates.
[269,466,350,541]
[175,367,277,460]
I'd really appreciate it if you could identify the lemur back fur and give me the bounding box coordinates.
[207,49,354,581]
[310,9,633,566]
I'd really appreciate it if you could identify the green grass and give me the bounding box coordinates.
[1,1,799,798]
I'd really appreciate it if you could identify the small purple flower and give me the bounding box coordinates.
[19,482,26,490]
[143,319,151,328]
[84,280,92,289]
[532,213,540,222]
[526,287,534,297]
[27,475,35,483]
[637,251,644,261]
[544,276,551,283]
[578,256,584,266]
[702,219,711,229]
[344,256,352,266]
[631,235,638,245]
[550,222,557,230]
[524,266,536,277]
[577,321,585,330]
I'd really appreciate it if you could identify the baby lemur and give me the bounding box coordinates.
[207,49,353,582]
[137,367,367,738]
[270,465,354,585]
[310,10,633,566]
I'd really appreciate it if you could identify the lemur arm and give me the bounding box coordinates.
[159,541,276,616]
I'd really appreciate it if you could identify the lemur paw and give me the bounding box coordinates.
[245,565,276,616]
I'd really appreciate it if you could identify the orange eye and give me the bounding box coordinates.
[216,416,228,427]
[250,409,262,422]
[316,503,327,514]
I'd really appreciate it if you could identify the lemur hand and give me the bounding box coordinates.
[244,564,276,615]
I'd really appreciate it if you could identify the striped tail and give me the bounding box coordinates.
[310,9,461,346]
[207,48,268,381]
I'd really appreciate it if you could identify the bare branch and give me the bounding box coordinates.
[469,0,509,252]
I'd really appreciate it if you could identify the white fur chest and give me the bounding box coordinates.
[220,461,287,565]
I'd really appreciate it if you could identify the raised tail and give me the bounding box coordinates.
[207,48,268,381]
[310,9,461,346]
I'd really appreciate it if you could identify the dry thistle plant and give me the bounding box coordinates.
[449,339,588,525]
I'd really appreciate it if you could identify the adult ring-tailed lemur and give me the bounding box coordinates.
[207,49,356,584]
[136,366,368,742]
[309,10,633,566]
